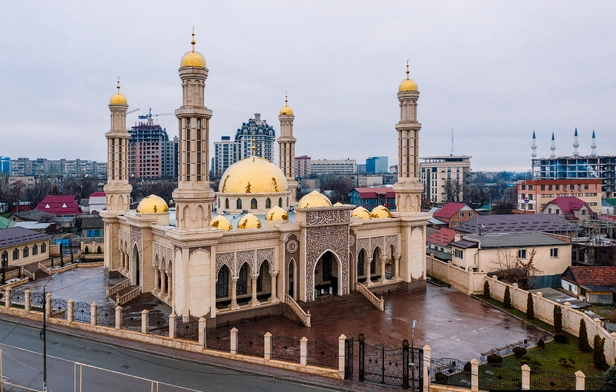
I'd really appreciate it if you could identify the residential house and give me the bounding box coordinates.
[426,227,457,261]
[561,266,616,304]
[0,227,51,269]
[456,214,578,236]
[432,203,478,229]
[349,187,396,210]
[541,196,596,222]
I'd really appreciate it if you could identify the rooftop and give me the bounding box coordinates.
[456,232,569,249]
[456,214,578,234]
[0,227,51,248]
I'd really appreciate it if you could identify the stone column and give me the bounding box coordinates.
[90,302,98,326]
[24,289,31,312]
[366,258,374,287]
[230,327,238,355]
[423,345,431,392]
[4,288,11,308]
[380,255,387,283]
[575,370,585,390]
[264,332,272,361]
[521,364,530,390]
[269,271,279,303]
[67,299,74,322]
[230,277,239,310]
[45,293,52,318]
[167,272,172,301]
[141,309,149,334]
[153,268,160,293]
[169,313,176,339]
[394,254,401,280]
[250,275,260,307]
[471,358,479,391]
[300,337,308,366]
[198,317,206,347]
[338,334,346,374]
[160,270,167,295]
[115,305,122,329]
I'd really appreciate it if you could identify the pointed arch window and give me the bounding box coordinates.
[278,197,282,208]
[358,250,365,276]
[265,198,271,209]
[251,198,257,210]
[370,249,377,274]
[1,251,8,269]
[225,198,229,209]
[216,266,229,298]
[236,198,242,209]
[13,249,19,260]
[32,244,38,256]
[23,247,29,258]
[41,243,47,253]
[237,264,248,295]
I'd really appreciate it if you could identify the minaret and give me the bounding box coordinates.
[531,131,537,159]
[591,130,597,156]
[278,93,297,204]
[102,77,133,275]
[171,30,215,230]
[573,128,579,157]
[550,133,556,158]
[393,62,423,214]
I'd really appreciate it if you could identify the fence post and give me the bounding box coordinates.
[358,334,365,382]
[521,364,530,390]
[338,334,346,375]
[563,302,571,333]
[90,302,98,326]
[198,318,206,347]
[24,289,31,312]
[402,339,410,389]
[471,358,479,391]
[423,345,431,392]
[115,305,122,329]
[67,299,74,322]
[300,337,308,366]
[4,288,11,308]
[575,370,585,390]
[230,327,238,355]
[264,332,272,361]
[45,292,52,318]
[141,309,149,334]
[169,313,176,339]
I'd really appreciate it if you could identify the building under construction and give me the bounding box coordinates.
[128,110,178,179]
[572,218,616,266]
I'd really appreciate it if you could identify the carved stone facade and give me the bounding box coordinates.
[305,224,350,300]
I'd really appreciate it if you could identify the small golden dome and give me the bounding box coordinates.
[297,190,332,208]
[237,213,262,229]
[265,206,289,221]
[211,215,232,231]
[220,157,288,194]
[180,29,206,68]
[333,202,343,207]
[371,205,392,219]
[351,206,371,220]
[279,92,293,115]
[136,194,169,214]
[110,77,127,105]
[399,62,418,92]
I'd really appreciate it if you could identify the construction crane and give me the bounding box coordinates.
[138,108,174,125]
[126,108,140,115]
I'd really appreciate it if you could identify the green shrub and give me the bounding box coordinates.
[513,347,527,358]
[487,354,503,365]
[520,354,542,370]
[435,372,448,384]
[526,292,534,320]
[594,334,610,370]
[558,357,575,369]
[537,338,545,349]
[463,362,471,373]
[579,319,591,352]
[504,286,511,309]
[554,333,569,344]
[484,280,490,299]
[553,305,563,333]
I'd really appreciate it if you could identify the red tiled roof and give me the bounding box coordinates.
[544,196,593,215]
[353,187,396,198]
[426,228,457,247]
[433,203,468,219]
[565,266,616,287]
[36,195,82,215]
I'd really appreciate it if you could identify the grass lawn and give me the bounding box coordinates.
[477,295,556,334]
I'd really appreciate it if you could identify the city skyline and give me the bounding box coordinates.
[1,1,615,172]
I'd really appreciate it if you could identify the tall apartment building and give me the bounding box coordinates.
[419,155,472,205]
[213,136,239,178]
[516,179,602,213]
[310,159,356,175]
[128,118,177,179]
[235,113,276,161]
[0,157,9,173]
[294,155,311,178]
[8,158,107,178]
[366,156,388,174]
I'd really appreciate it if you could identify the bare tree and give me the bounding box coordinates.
[444,179,462,203]
[321,177,353,204]
[26,178,51,207]
[495,247,541,288]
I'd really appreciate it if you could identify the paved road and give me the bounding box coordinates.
[0,318,339,392]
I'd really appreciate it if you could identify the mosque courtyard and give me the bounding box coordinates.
[22,266,547,362]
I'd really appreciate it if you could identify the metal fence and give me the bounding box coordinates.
[478,363,522,391]
[31,292,44,309]
[149,311,169,335]
[236,331,265,357]
[306,340,338,369]
[270,335,300,362]
[175,316,199,341]
[430,358,471,388]
[206,327,231,351]
[51,298,68,319]
[122,311,142,331]
[96,305,116,327]
[73,301,91,323]
[530,370,577,390]
[585,375,605,390]
[10,289,26,307]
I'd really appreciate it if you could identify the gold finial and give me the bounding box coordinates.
[191,27,196,53]
[285,92,288,107]
[117,76,121,93]
[406,60,410,80]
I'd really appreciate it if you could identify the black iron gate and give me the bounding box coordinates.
[357,334,423,390]
[344,336,354,380]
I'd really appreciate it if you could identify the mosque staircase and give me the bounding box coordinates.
[297,291,380,324]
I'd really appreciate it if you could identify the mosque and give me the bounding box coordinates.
[101,32,428,325]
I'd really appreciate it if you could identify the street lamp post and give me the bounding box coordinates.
[41,274,56,392]
[411,320,417,390]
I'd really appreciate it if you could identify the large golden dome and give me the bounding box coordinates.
[180,30,206,68]
[265,206,289,221]
[237,213,262,229]
[399,62,418,92]
[136,195,169,214]
[219,157,288,194]
[371,205,392,219]
[211,215,232,231]
[297,190,332,208]
[351,206,371,220]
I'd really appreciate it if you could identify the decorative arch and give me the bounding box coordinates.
[265,198,271,209]
[278,197,282,207]
[251,198,257,210]
[225,198,229,209]
[313,249,342,296]
[196,205,204,228]
[236,198,242,209]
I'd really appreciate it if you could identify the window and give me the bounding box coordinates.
[541,185,545,191]
[23,247,29,258]
[556,209,560,214]
[41,243,46,253]
[32,244,38,255]
[528,194,533,200]
[357,251,365,276]
[548,208,552,213]
[225,198,229,209]
[454,249,464,259]
[518,249,527,259]
[582,209,586,215]
[216,266,229,298]
[13,249,19,260]
[1,251,8,269]
[459,212,464,218]
[528,185,533,191]
[265,198,271,209]
[237,264,248,295]
[521,185,526,190]
[550,248,559,258]
[548,185,552,191]
[251,198,257,209]
[278,198,282,208]
[468,212,472,217]
[236,198,242,209]
[555,184,560,190]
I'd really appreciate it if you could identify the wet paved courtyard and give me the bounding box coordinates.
[21,267,547,361]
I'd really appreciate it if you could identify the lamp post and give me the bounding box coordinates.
[41,274,56,392]
[411,320,417,390]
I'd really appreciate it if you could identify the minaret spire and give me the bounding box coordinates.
[573,127,579,157]
[550,132,556,158]
[278,92,297,204]
[591,130,597,156]
[531,130,537,159]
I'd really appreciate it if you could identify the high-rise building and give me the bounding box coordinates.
[235,113,276,161]
[295,155,311,177]
[128,114,177,179]
[366,156,388,174]
[0,157,10,174]
[419,155,472,205]
[310,159,356,175]
[213,136,239,178]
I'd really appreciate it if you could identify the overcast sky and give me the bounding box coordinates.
[1,1,615,172]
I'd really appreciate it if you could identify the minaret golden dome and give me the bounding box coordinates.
[237,213,262,229]
[371,205,392,218]
[180,28,206,68]
[210,215,233,231]
[109,77,128,105]
[297,190,332,208]
[136,194,169,214]
[265,206,289,221]
[351,206,371,220]
[398,61,418,92]
[279,92,293,115]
